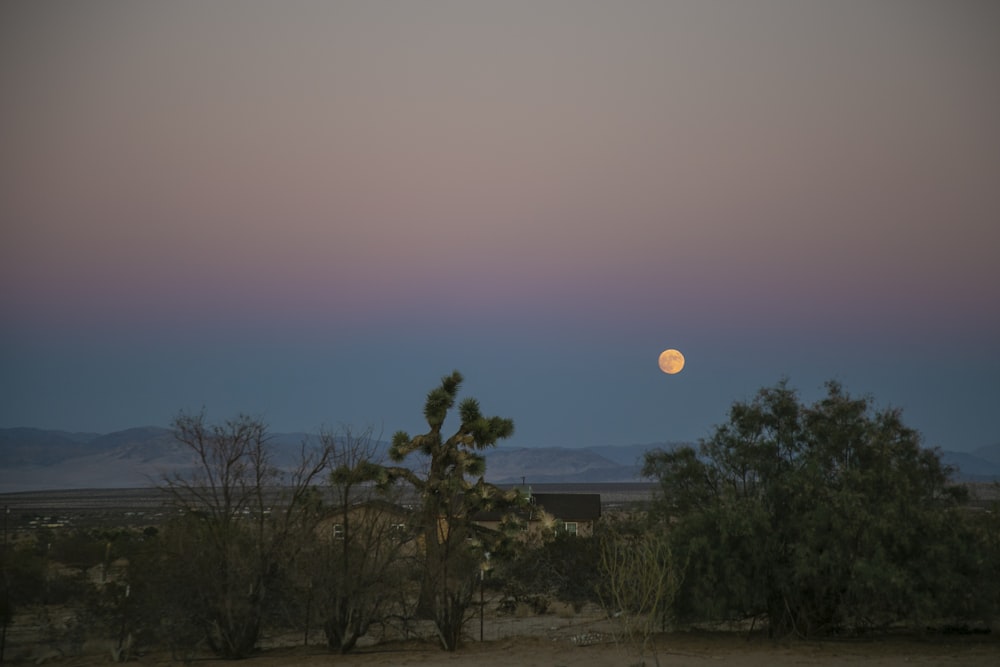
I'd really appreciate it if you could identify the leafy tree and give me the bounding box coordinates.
[158,412,331,658]
[959,493,1000,627]
[643,380,977,637]
[384,371,519,651]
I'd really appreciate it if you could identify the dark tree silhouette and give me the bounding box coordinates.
[383,371,520,650]
[644,380,975,637]
[158,412,331,658]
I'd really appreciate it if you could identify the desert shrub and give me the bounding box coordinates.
[48,529,107,570]
[491,532,602,612]
[598,520,685,667]
[3,541,47,607]
[125,517,219,658]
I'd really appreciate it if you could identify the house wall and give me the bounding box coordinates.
[472,517,596,539]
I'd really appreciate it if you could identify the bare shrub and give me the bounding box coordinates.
[599,521,685,667]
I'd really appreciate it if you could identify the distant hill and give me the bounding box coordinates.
[0,427,102,467]
[486,443,687,484]
[938,442,1000,481]
[0,427,995,492]
[582,443,674,467]
[0,426,661,491]
[972,442,1000,465]
[0,427,419,492]
[487,446,633,484]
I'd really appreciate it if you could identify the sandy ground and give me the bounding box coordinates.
[14,605,998,667]
[49,633,1000,667]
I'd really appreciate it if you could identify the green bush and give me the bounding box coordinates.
[644,380,992,636]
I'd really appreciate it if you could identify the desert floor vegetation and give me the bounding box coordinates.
[4,594,1000,666]
[2,376,999,665]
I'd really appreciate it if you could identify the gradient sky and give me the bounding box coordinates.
[2,1,998,453]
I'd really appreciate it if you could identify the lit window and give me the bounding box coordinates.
[333,524,344,539]
[563,522,578,535]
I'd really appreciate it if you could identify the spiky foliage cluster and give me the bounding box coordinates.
[387,371,516,517]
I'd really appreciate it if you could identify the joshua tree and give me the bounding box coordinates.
[383,371,520,651]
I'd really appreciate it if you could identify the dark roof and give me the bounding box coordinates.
[472,492,601,522]
[532,493,601,521]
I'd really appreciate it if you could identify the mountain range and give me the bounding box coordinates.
[1,426,998,493]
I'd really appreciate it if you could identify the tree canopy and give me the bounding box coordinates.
[643,380,988,637]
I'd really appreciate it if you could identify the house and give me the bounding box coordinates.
[472,490,601,538]
[316,489,602,550]
[315,498,414,544]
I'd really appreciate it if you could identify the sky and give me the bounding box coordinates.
[2,1,998,454]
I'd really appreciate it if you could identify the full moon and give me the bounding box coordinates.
[658,349,685,374]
